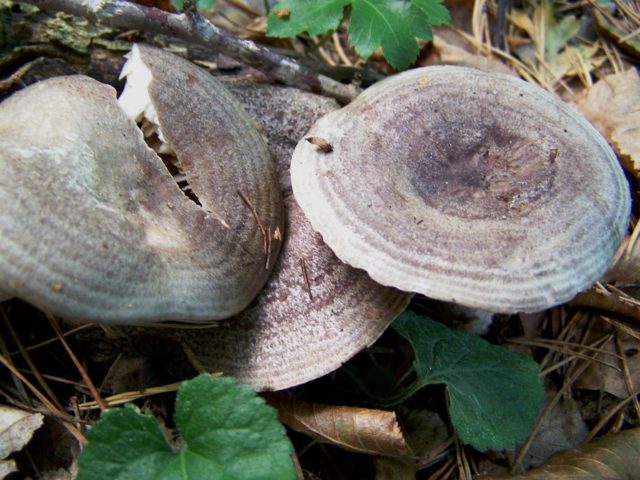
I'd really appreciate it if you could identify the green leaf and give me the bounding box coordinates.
[546,15,580,57]
[393,312,544,452]
[265,0,451,70]
[267,0,351,37]
[349,0,433,69]
[410,0,451,26]
[196,0,216,9]
[78,375,295,480]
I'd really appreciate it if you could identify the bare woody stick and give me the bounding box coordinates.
[23,0,360,103]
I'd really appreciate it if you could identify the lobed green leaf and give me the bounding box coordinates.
[349,0,433,69]
[411,0,451,26]
[78,375,295,480]
[266,0,451,70]
[267,0,351,37]
[393,312,545,452]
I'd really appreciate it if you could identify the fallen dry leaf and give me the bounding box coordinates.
[509,2,605,85]
[0,405,44,477]
[432,34,515,75]
[605,231,640,286]
[396,407,449,457]
[266,394,413,458]
[575,329,640,398]
[374,457,416,480]
[497,428,640,479]
[572,287,640,322]
[517,395,589,470]
[573,68,640,180]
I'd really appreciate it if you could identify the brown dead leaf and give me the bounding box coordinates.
[374,457,416,480]
[130,0,175,12]
[573,68,640,180]
[572,286,640,322]
[605,229,640,286]
[432,33,515,75]
[575,329,640,399]
[517,395,589,470]
[396,407,449,457]
[266,394,413,458]
[497,428,640,479]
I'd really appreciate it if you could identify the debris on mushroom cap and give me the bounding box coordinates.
[0,72,282,323]
[291,66,631,313]
[222,79,340,192]
[131,195,411,391]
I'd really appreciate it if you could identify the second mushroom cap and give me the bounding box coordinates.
[291,66,631,313]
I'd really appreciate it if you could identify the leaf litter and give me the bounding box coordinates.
[0,405,43,477]
[1,0,640,478]
[573,67,640,181]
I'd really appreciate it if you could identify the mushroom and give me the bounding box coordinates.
[137,194,410,391]
[221,78,340,192]
[0,46,283,323]
[291,66,631,313]
[113,79,410,390]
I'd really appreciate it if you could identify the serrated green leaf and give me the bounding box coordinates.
[78,375,295,480]
[349,0,433,69]
[393,312,544,452]
[410,0,451,26]
[265,0,451,70]
[267,0,350,37]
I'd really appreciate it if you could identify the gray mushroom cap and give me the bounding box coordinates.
[117,80,410,391]
[136,194,411,391]
[0,60,282,323]
[222,78,340,192]
[291,66,631,313]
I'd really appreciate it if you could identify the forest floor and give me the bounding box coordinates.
[0,0,639,479]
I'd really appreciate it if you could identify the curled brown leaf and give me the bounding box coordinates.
[265,394,413,458]
[574,68,640,181]
[497,428,640,479]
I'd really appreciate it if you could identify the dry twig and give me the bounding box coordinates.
[23,0,360,103]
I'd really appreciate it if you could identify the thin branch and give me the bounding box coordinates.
[24,0,359,103]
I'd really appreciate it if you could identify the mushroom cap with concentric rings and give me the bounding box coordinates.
[291,66,631,313]
[142,195,411,391]
[0,58,282,323]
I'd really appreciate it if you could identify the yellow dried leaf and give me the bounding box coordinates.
[574,68,640,180]
[509,10,535,39]
[266,394,413,458]
[553,44,605,79]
